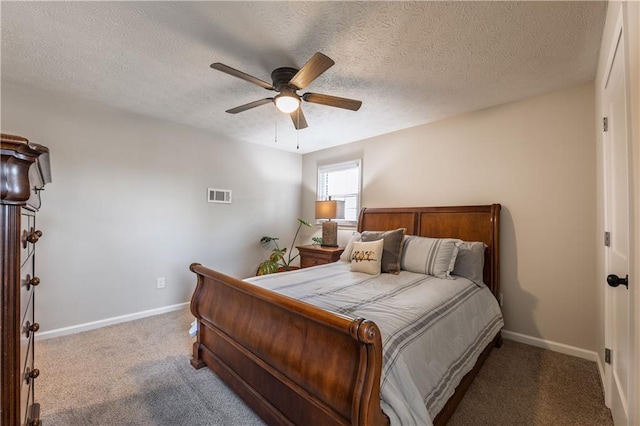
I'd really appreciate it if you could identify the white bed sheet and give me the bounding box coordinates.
[247,261,503,425]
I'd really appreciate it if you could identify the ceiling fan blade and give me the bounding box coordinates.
[211,63,275,90]
[288,53,335,90]
[226,98,273,114]
[302,93,362,111]
[289,108,309,130]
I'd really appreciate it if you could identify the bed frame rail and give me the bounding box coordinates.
[190,263,390,426]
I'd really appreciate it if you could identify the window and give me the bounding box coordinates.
[317,159,361,226]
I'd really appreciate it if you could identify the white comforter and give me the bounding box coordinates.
[247,261,503,425]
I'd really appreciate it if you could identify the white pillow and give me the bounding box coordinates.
[349,239,384,275]
[453,241,487,286]
[340,232,362,262]
[401,236,458,278]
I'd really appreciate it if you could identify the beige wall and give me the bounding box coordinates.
[1,82,302,332]
[302,83,597,351]
[595,1,640,421]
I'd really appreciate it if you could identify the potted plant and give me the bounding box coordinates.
[257,218,312,275]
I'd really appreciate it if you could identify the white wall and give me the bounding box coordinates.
[1,82,302,332]
[302,83,597,352]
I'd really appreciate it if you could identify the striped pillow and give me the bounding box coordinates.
[401,236,459,278]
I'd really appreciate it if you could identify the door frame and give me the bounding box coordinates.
[601,3,637,424]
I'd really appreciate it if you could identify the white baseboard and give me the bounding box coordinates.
[38,302,190,340]
[501,329,598,362]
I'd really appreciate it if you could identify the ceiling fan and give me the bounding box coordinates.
[211,52,362,130]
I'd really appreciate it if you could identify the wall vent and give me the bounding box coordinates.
[207,188,232,204]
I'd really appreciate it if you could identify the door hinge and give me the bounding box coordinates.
[603,117,608,132]
[605,348,612,364]
[605,231,611,247]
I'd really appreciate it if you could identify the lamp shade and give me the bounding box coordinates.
[315,200,345,220]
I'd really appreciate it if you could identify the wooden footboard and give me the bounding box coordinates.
[189,263,390,426]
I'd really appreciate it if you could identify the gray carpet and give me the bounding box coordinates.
[38,308,612,425]
[38,308,264,426]
[449,338,613,426]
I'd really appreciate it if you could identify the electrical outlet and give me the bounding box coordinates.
[500,293,504,307]
[157,277,165,289]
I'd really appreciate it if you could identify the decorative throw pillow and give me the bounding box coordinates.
[349,239,384,275]
[361,228,406,274]
[340,232,362,262]
[401,236,458,279]
[453,241,487,286]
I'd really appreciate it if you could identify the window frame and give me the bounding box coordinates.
[316,159,362,228]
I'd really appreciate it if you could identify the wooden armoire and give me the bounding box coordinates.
[1,133,52,426]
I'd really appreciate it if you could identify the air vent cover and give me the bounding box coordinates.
[207,188,232,204]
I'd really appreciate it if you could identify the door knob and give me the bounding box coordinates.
[607,274,629,289]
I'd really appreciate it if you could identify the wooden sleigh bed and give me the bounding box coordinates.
[190,204,502,425]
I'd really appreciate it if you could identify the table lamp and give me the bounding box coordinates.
[315,198,345,247]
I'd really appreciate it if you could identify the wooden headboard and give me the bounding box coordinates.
[357,204,501,298]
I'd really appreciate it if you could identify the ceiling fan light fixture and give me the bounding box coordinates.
[213,53,361,130]
[275,93,300,113]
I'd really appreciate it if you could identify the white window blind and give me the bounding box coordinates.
[317,159,361,226]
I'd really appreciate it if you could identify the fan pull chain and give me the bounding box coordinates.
[296,108,300,150]
[274,105,278,144]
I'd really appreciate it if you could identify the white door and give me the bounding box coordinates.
[603,15,632,426]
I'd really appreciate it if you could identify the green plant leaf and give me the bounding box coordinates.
[256,259,279,276]
[258,218,311,274]
[269,248,286,262]
[297,218,312,227]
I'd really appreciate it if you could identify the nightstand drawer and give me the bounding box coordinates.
[301,257,324,268]
[297,245,344,269]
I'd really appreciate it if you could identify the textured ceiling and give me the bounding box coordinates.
[1,2,606,153]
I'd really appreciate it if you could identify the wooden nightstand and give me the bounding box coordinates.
[297,245,345,268]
